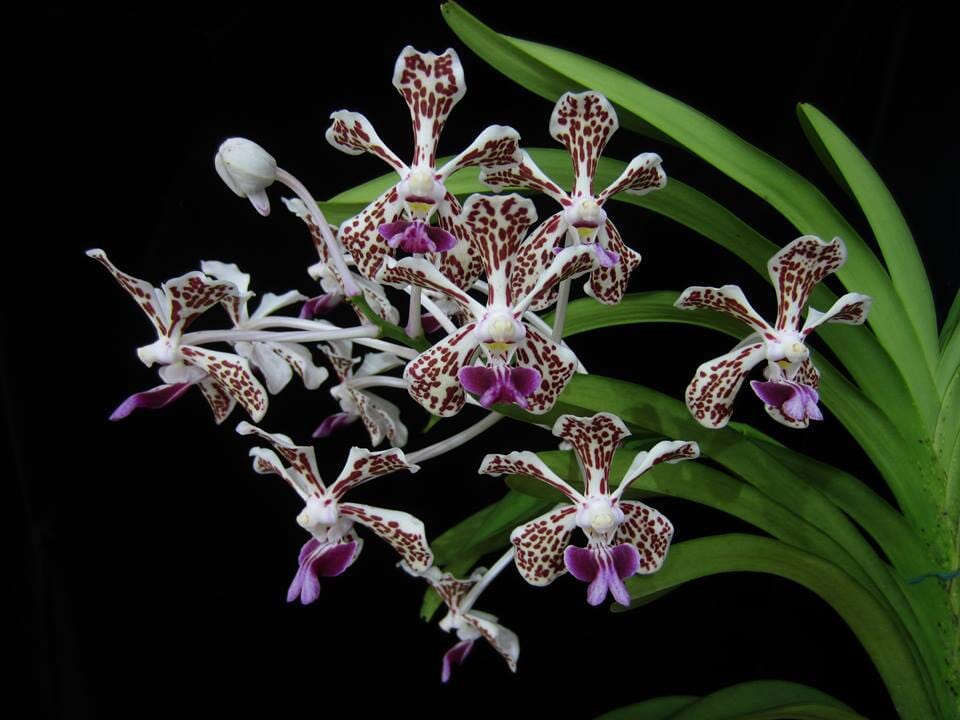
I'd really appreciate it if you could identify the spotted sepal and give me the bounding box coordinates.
[549,92,618,197]
[265,343,329,391]
[326,110,407,174]
[87,249,237,339]
[350,389,408,449]
[584,221,642,305]
[685,342,767,428]
[179,345,267,422]
[319,343,359,383]
[510,505,579,586]
[479,150,571,206]
[236,421,328,496]
[597,153,666,204]
[200,260,253,326]
[802,292,872,335]
[337,186,403,281]
[792,357,821,389]
[479,451,583,503]
[248,446,311,501]
[378,256,483,319]
[339,502,433,571]
[459,194,538,307]
[517,244,596,314]
[393,46,466,169]
[426,193,482,291]
[614,500,674,573]
[510,211,568,312]
[512,326,578,415]
[329,446,419,499]
[552,413,630,496]
[197,376,237,425]
[463,611,519,673]
[436,125,521,180]
[617,440,700,499]
[676,285,774,338]
[768,236,846,332]
[403,324,481,417]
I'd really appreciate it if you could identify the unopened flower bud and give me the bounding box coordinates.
[215,138,277,216]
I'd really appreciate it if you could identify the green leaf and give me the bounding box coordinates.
[594,696,698,720]
[939,298,960,394]
[637,680,862,720]
[621,536,937,719]
[796,103,938,371]
[442,1,939,437]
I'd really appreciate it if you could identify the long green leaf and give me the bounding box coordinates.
[621,536,936,719]
[441,1,940,433]
[941,289,960,349]
[595,696,698,720]
[664,680,862,720]
[796,103,938,371]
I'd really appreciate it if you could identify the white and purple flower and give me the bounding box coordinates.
[402,564,519,682]
[481,413,697,606]
[378,193,597,416]
[326,46,521,289]
[676,235,872,428]
[238,422,431,604]
[481,91,666,307]
[315,340,408,447]
[87,249,269,423]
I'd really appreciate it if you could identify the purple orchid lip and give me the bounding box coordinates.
[109,381,194,420]
[287,538,358,605]
[299,293,342,319]
[459,365,542,410]
[564,543,640,607]
[313,412,359,439]
[404,195,438,205]
[441,639,475,683]
[750,380,823,423]
[378,220,457,255]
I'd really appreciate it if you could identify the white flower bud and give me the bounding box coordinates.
[215,138,277,216]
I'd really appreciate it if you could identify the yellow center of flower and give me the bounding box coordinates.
[408,201,431,215]
[576,226,594,238]
[776,359,792,369]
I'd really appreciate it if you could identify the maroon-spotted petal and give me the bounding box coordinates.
[510,505,578,586]
[312,412,358,439]
[616,501,674,573]
[287,539,359,605]
[393,47,466,169]
[676,285,774,338]
[552,413,629,496]
[109,382,193,420]
[403,323,481,417]
[338,502,433,570]
[480,150,571,207]
[338,186,403,281]
[585,221,641,306]
[768,236,846,332]
[549,92,619,197]
[441,639,475,683]
[685,341,767,428]
[512,326,578,415]
[479,451,583,504]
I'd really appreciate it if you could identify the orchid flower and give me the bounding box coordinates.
[481,92,666,307]
[315,340,408,447]
[401,563,519,682]
[282,198,399,325]
[87,249,268,423]
[237,422,432,604]
[481,413,698,607]
[200,260,329,395]
[676,235,872,428]
[378,193,597,416]
[326,46,521,290]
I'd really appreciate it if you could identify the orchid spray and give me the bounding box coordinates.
[85,5,959,719]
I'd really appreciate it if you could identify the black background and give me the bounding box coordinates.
[12,3,958,718]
